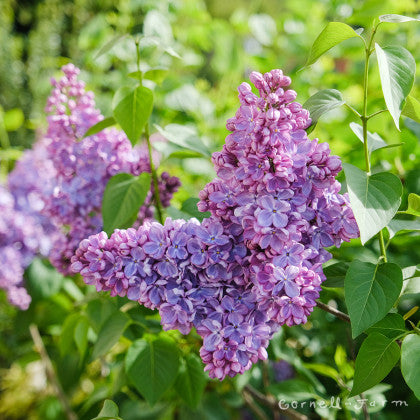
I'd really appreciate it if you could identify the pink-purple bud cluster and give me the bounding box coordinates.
[72,69,359,379]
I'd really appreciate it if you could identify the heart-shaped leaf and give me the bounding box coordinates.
[401,334,420,399]
[349,122,402,153]
[402,95,420,123]
[387,219,420,239]
[125,337,180,406]
[303,89,345,129]
[343,163,402,244]
[102,172,151,235]
[175,354,208,408]
[379,14,419,23]
[350,332,401,396]
[345,261,403,338]
[306,22,361,66]
[113,86,153,145]
[375,44,416,130]
[366,313,406,339]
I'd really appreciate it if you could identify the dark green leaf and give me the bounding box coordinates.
[379,14,419,23]
[268,379,318,402]
[60,313,80,356]
[349,122,402,152]
[402,96,420,123]
[74,317,89,359]
[125,337,180,406]
[350,333,400,396]
[401,334,420,399]
[94,34,128,59]
[366,313,406,339]
[345,261,403,338]
[93,399,122,420]
[86,299,117,333]
[375,44,416,130]
[387,219,420,238]
[154,124,211,157]
[25,258,64,301]
[306,22,361,66]
[92,311,130,359]
[113,86,153,145]
[102,172,151,235]
[181,198,210,222]
[322,262,348,288]
[303,89,345,126]
[83,117,116,138]
[343,163,402,244]
[175,354,207,408]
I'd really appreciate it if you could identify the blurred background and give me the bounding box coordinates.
[1,0,419,419]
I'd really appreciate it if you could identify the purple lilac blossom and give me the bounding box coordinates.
[5,64,180,279]
[72,69,359,380]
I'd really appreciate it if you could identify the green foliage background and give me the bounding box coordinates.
[0,0,419,419]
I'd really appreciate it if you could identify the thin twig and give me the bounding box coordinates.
[244,385,309,420]
[242,389,270,420]
[29,324,78,420]
[360,392,371,420]
[316,301,350,323]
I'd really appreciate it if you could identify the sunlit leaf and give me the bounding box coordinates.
[94,34,128,59]
[349,122,402,152]
[343,163,402,244]
[401,334,420,399]
[83,117,116,138]
[375,44,416,130]
[402,96,420,123]
[306,22,361,66]
[380,14,420,23]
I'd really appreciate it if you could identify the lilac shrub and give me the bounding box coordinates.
[72,69,359,379]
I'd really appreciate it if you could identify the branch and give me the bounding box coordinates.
[244,385,309,420]
[242,389,270,420]
[316,301,351,323]
[29,324,78,420]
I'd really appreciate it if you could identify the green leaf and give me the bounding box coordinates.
[303,363,339,380]
[343,163,402,244]
[401,334,420,399]
[60,313,80,356]
[268,379,318,402]
[402,96,420,123]
[143,68,169,84]
[92,310,130,360]
[3,108,24,131]
[366,313,406,339]
[375,44,416,130]
[102,172,151,235]
[248,14,277,46]
[94,34,128,59]
[74,317,89,359]
[181,198,210,222]
[93,399,122,420]
[86,299,117,333]
[113,86,153,145]
[175,354,207,408]
[25,258,64,301]
[349,122,402,153]
[303,89,345,128]
[379,14,420,23]
[154,124,211,157]
[407,193,420,217]
[125,337,180,406]
[322,262,348,288]
[306,22,361,66]
[387,219,420,238]
[350,333,400,396]
[83,117,116,138]
[345,261,403,338]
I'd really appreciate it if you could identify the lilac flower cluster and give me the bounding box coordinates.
[0,187,45,309]
[72,69,359,379]
[6,64,180,277]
